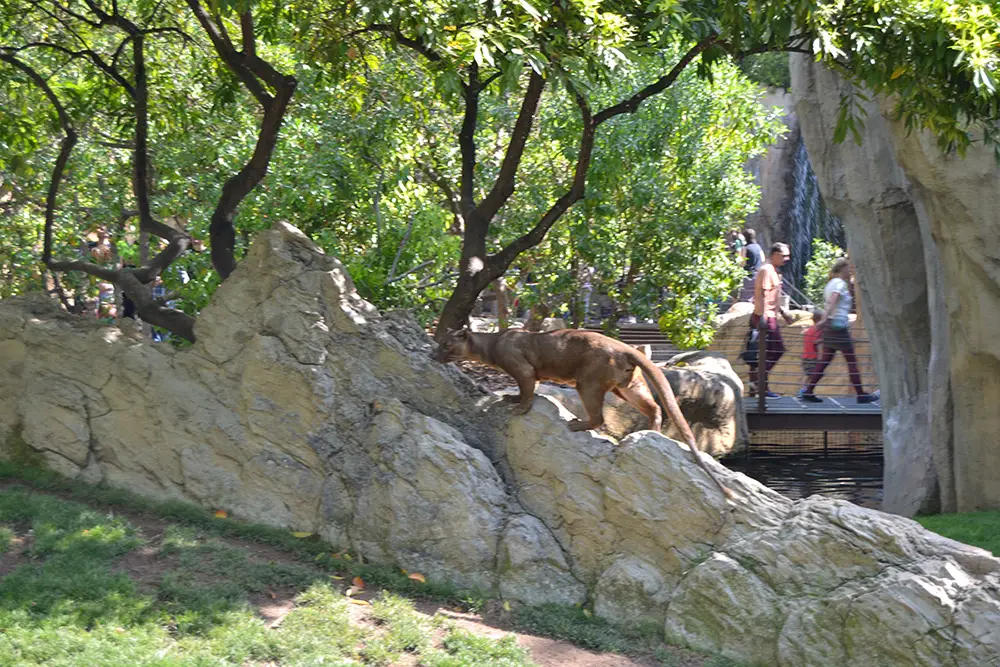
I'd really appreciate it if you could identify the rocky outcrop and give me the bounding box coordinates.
[2,221,999,665]
[788,57,937,516]
[532,351,748,456]
[790,56,1000,514]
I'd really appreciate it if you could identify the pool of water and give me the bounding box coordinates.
[723,454,883,509]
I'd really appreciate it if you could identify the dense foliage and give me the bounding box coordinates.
[803,238,848,307]
[1,0,999,342]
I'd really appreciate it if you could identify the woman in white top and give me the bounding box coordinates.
[798,258,880,404]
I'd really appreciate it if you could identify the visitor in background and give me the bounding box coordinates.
[749,242,794,398]
[738,228,766,302]
[728,228,746,261]
[800,309,824,392]
[798,258,879,404]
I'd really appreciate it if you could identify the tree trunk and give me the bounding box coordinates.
[435,274,488,339]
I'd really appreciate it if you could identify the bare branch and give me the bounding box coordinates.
[386,259,434,285]
[8,42,134,95]
[241,12,255,58]
[416,158,463,231]
[388,212,417,281]
[185,0,272,107]
[185,7,297,278]
[119,271,196,340]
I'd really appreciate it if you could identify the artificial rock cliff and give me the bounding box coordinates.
[1,222,999,665]
[791,56,1000,515]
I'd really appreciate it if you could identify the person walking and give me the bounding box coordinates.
[798,258,880,404]
[749,242,794,398]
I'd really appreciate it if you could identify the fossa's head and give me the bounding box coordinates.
[432,327,473,363]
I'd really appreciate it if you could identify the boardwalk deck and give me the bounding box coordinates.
[744,395,882,431]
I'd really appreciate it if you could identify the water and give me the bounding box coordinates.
[782,136,845,294]
[724,453,883,509]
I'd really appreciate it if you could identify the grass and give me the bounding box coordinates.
[513,603,664,654]
[0,458,748,667]
[0,485,537,667]
[917,511,1000,556]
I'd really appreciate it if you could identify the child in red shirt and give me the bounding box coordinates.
[801,310,824,389]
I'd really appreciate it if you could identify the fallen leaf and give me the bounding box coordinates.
[352,576,365,590]
[582,608,593,618]
[330,575,344,580]
[345,588,355,597]
[400,568,408,575]
[290,531,313,539]
[268,591,277,599]
[342,553,353,561]
[502,601,511,612]
[214,510,228,519]
[407,572,426,583]
[349,598,370,606]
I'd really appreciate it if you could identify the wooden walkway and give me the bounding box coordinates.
[744,394,882,431]
[596,321,883,433]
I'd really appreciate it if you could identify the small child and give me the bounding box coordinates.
[801,309,824,390]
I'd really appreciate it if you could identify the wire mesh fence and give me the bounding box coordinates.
[709,318,880,398]
[724,429,884,508]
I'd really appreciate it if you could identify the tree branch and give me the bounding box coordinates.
[388,212,416,281]
[594,34,717,126]
[7,41,134,96]
[489,90,594,272]
[475,69,545,221]
[184,0,272,107]
[363,23,444,63]
[416,158,463,232]
[459,61,480,212]
[386,259,433,285]
[186,6,297,278]
[240,11,255,57]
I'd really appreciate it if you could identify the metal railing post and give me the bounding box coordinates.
[757,316,767,414]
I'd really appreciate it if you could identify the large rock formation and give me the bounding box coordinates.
[2,222,999,665]
[790,56,1000,514]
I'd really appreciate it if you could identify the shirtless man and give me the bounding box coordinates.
[750,242,794,398]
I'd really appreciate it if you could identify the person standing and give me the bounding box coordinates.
[738,228,766,302]
[749,242,794,397]
[798,257,880,403]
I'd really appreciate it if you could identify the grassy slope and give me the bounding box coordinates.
[0,484,535,667]
[0,461,743,667]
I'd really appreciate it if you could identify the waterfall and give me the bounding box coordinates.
[783,135,843,296]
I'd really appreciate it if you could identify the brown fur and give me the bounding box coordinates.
[434,327,733,499]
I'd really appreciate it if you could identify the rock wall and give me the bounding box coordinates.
[744,86,843,290]
[2,222,1000,665]
[791,56,1000,514]
[789,58,939,515]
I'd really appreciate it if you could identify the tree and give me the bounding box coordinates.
[334,0,1000,338]
[491,54,785,347]
[0,0,296,340]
